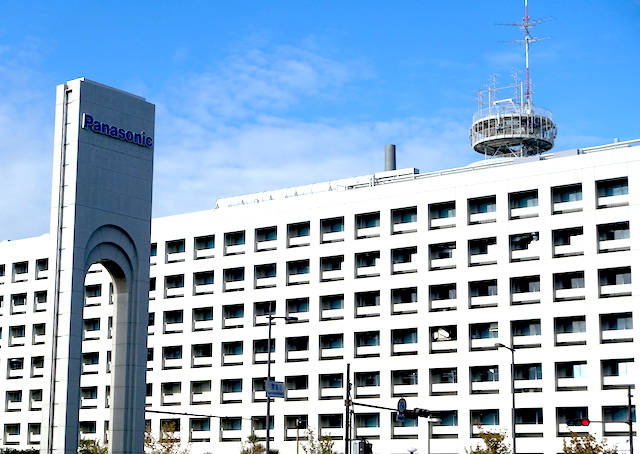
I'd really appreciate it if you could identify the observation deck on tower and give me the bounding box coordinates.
[470,79,557,157]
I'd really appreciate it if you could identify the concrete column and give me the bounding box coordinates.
[42,78,155,454]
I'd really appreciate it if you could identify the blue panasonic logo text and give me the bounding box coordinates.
[82,113,153,148]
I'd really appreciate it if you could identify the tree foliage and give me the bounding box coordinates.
[145,421,190,454]
[78,439,109,454]
[301,428,339,454]
[238,433,279,454]
[73,421,191,454]
[562,432,617,454]
[466,429,511,454]
[240,434,266,454]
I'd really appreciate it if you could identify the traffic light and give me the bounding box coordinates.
[358,440,372,454]
[566,418,590,426]
[412,408,431,418]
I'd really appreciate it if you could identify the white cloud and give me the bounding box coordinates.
[149,43,476,219]
[0,41,53,241]
[164,45,358,123]
[151,115,474,218]
[0,40,476,241]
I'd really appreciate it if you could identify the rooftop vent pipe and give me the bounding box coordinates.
[385,144,397,171]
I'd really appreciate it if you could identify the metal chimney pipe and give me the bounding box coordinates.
[385,144,397,171]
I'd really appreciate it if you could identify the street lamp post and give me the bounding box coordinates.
[495,343,516,454]
[426,417,441,454]
[266,314,297,454]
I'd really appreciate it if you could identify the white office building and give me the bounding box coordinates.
[0,77,638,454]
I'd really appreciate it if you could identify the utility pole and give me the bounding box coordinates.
[345,363,351,454]
[629,386,634,454]
[495,343,516,454]
[265,313,297,454]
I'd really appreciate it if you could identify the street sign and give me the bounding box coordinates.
[265,380,284,398]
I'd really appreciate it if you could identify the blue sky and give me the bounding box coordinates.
[1,0,639,240]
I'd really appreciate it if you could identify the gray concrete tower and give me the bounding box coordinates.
[42,78,155,454]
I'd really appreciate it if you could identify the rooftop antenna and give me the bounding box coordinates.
[502,0,552,106]
[470,0,557,158]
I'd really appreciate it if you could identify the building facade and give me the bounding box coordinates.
[0,80,638,454]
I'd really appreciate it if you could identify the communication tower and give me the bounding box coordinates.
[470,0,557,157]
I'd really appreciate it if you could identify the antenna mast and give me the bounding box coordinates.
[469,0,557,158]
[510,0,551,106]
[524,0,532,104]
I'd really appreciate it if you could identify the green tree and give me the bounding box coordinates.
[145,420,190,454]
[301,428,339,454]
[78,438,108,454]
[466,429,511,454]
[240,434,265,454]
[239,433,280,454]
[562,432,617,454]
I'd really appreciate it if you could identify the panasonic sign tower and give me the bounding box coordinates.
[43,78,155,454]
